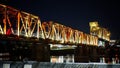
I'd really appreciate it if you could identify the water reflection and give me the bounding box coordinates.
[51,54,74,63]
[51,55,120,64]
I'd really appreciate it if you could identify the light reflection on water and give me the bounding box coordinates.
[51,54,120,64]
[51,54,74,63]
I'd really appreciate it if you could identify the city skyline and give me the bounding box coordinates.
[1,0,120,39]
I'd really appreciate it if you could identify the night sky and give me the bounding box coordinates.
[1,0,120,39]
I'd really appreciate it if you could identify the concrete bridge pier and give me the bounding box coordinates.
[31,43,50,62]
[74,45,100,63]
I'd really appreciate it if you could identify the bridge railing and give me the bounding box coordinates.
[0,61,120,68]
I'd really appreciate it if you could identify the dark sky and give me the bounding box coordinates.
[1,0,120,39]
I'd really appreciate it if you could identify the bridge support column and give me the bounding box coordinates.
[74,45,89,62]
[74,45,100,63]
[32,43,50,62]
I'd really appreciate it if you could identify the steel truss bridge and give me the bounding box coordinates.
[0,4,105,62]
[0,4,98,46]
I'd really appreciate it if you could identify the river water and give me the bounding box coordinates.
[50,54,120,64]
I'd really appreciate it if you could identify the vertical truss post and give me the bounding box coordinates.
[17,12,20,36]
[3,5,7,34]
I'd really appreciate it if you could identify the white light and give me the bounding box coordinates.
[117,45,120,47]
[24,64,32,68]
[3,64,10,68]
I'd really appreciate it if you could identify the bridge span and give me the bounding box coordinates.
[0,4,98,45]
[0,4,109,62]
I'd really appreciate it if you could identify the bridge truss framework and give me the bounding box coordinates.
[0,4,98,46]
